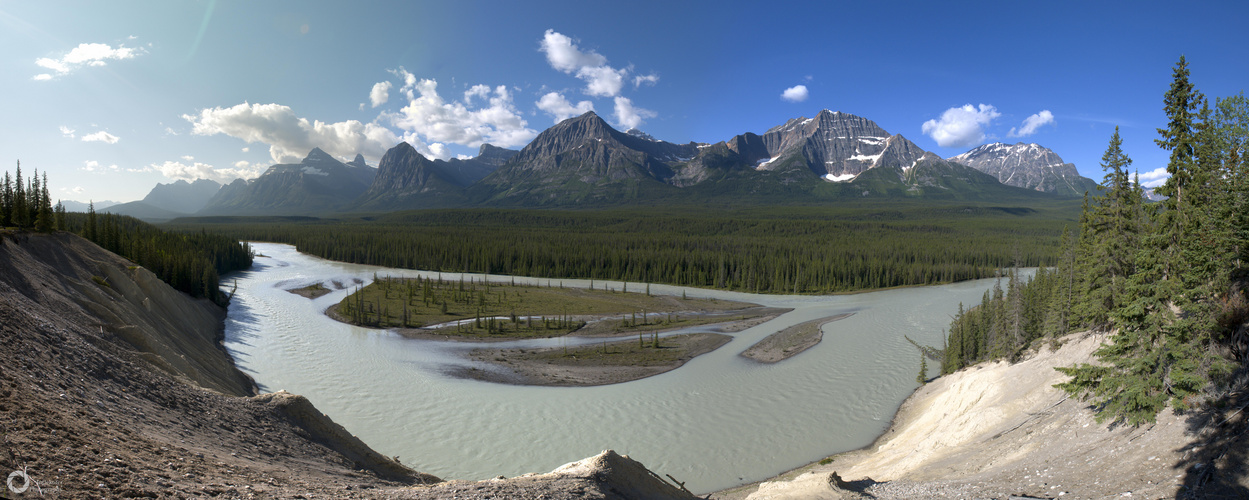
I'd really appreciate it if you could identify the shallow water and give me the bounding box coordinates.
[223,242,1015,493]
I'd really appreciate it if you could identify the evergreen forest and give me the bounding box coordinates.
[169,201,1076,295]
[0,164,253,305]
[941,57,1249,425]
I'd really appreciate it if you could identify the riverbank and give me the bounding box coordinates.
[457,332,733,386]
[739,313,853,363]
[713,331,1249,499]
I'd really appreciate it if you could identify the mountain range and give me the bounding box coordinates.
[90,110,1102,220]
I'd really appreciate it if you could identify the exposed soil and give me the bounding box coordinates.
[287,283,332,299]
[715,332,1249,500]
[458,333,733,386]
[739,313,852,363]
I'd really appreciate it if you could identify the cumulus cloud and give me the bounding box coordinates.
[540,29,636,98]
[536,92,595,123]
[34,42,144,80]
[146,160,264,183]
[369,81,392,108]
[921,104,1001,148]
[781,85,809,103]
[613,96,656,130]
[183,102,401,163]
[386,71,537,150]
[1008,110,1055,138]
[81,131,120,144]
[1137,166,1170,189]
[540,30,607,72]
[60,126,76,138]
[633,73,659,88]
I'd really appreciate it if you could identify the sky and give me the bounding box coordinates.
[2,1,1247,204]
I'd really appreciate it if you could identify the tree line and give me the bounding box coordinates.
[942,57,1249,425]
[0,165,253,305]
[173,203,1072,295]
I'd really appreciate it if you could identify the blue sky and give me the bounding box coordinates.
[2,0,1247,203]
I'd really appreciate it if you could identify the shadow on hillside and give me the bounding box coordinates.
[1174,375,1249,499]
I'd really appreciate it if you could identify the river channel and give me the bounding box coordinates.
[222,242,1016,493]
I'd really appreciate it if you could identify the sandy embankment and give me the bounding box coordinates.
[718,332,1249,499]
[739,313,853,363]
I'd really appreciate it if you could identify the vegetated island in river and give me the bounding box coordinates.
[739,313,854,363]
[322,275,790,385]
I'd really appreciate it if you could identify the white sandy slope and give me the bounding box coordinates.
[737,333,1222,499]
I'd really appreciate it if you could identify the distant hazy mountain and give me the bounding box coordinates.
[353,143,514,211]
[199,148,374,216]
[59,200,119,212]
[103,179,223,221]
[948,142,1099,197]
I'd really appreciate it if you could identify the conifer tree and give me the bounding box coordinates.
[1058,56,1235,425]
[85,201,98,241]
[35,172,53,232]
[0,172,9,227]
[13,161,28,228]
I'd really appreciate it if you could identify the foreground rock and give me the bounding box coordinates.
[718,332,1249,499]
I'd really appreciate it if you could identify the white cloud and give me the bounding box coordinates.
[369,81,392,108]
[536,92,595,123]
[81,131,120,144]
[1008,110,1055,138]
[781,85,809,103]
[234,160,250,168]
[613,96,656,130]
[540,29,607,73]
[464,84,491,104]
[183,102,401,163]
[1138,166,1170,189]
[146,160,264,183]
[241,147,249,152]
[387,75,537,150]
[634,73,659,88]
[72,186,85,194]
[33,74,53,81]
[921,104,1001,148]
[60,126,75,138]
[33,42,143,80]
[577,65,626,97]
[540,29,634,98]
[181,155,194,161]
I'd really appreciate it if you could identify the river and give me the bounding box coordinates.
[222,242,1015,493]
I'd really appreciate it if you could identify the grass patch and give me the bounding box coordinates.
[335,275,750,338]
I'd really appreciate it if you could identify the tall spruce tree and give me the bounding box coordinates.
[13,161,28,228]
[0,171,9,227]
[35,172,53,232]
[1058,56,1237,425]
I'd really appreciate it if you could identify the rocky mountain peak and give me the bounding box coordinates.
[948,142,1097,197]
[760,110,923,178]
